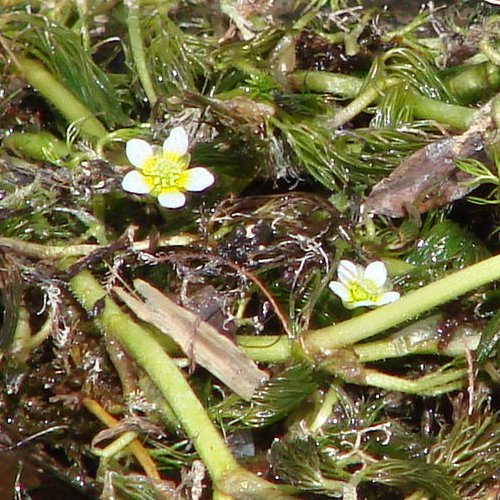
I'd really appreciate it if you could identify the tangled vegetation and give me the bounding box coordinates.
[0,1,499,499]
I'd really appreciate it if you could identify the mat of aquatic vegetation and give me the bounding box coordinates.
[0,1,499,499]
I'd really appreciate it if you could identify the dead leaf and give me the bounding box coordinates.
[363,103,495,218]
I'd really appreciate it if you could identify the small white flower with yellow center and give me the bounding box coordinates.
[329,260,400,310]
[122,126,215,208]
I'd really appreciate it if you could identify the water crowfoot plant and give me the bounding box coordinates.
[0,1,499,498]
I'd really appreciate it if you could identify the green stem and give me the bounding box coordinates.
[93,431,138,458]
[69,270,292,498]
[409,92,476,130]
[308,385,340,433]
[352,315,481,362]
[360,367,467,396]
[237,315,481,365]
[330,77,400,128]
[125,0,158,107]
[353,335,438,362]
[237,335,293,363]
[303,253,500,354]
[447,62,500,105]
[69,270,239,482]
[291,69,477,130]
[289,70,363,98]
[3,131,71,162]
[0,235,194,259]
[15,56,107,141]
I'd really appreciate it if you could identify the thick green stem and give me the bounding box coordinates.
[409,92,476,130]
[360,367,466,396]
[3,131,70,162]
[237,335,293,363]
[93,431,138,458]
[447,62,500,105]
[15,56,107,141]
[352,315,481,362]
[69,270,292,498]
[290,69,478,130]
[303,253,500,354]
[329,77,400,128]
[125,0,157,107]
[69,270,239,482]
[289,70,363,97]
[0,235,194,259]
[237,315,481,365]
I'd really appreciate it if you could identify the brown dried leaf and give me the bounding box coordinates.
[363,106,494,218]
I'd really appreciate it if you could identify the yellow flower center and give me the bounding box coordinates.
[348,279,379,303]
[140,151,190,195]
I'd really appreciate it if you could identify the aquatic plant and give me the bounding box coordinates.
[0,1,498,499]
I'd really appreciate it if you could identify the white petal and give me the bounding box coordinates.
[183,167,215,192]
[348,300,376,309]
[122,170,151,194]
[337,260,359,285]
[375,291,400,306]
[364,261,388,287]
[158,190,186,208]
[328,281,350,302]
[163,127,189,156]
[126,139,153,168]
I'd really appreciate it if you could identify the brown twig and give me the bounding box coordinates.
[82,397,161,482]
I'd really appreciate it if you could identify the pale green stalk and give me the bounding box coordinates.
[289,70,363,97]
[329,77,399,128]
[447,62,500,105]
[308,386,340,433]
[15,56,107,141]
[237,317,480,365]
[304,253,500,354]
[93,431,138,458]
[290,70,478,130]
[125,0,158,106]
[360,367,467,396]
[0,235,194,259]
[69,270,292,498]
[237,335,293,363]
[69,270,239,483]
[410,92,475,130]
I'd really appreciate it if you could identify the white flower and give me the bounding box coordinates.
[122,126,215,208]
[328,260,400,310]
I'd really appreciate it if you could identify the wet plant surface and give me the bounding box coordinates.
[0,0,499,499]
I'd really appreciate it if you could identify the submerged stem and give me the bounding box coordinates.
[125,0,158,107]
[330,77,399,128]
[410,92,476,130]
[0,235,194,259]
[69,270,239,483]
[69,270,293,498]
[291,69,478,130]
[82,397,161,481]
[14,56,107,141]
[290,70,363,97]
